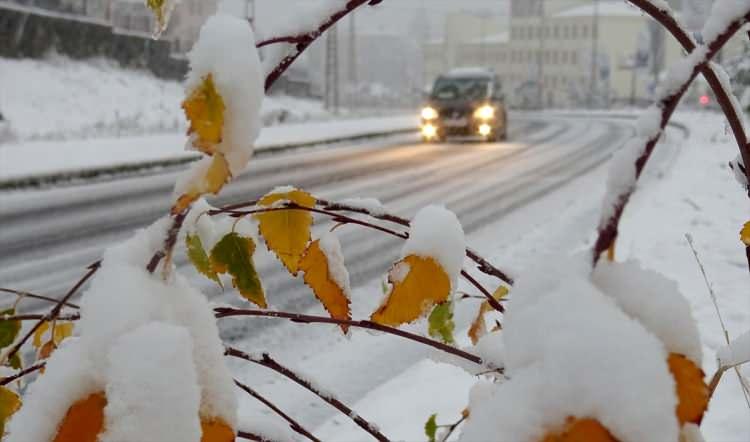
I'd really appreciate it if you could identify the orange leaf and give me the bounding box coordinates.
[299,239,351,333]
[668,353,709,425]
[255,189,316,275]
[371,255,451,327]
[740,221,750,246]
[201,417,235,442]
[541,417,618,442]
[183,74,225,155]
[53,392,107,442]
[173,154,231,214]
[468,285,508,345]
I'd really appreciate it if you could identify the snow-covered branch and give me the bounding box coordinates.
[627,0,750,185]
[225,346,391,442]
[257,0,384,91]
[593,2,750,266]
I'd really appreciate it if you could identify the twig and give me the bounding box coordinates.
[0,313,80,322]
[215,308,485,366]
[4,262,99,364]
[234,379,321,442]
[237,430,276,442]
[146,209,189,276]
[0,288,80,309]
[0,362,45,386]
[685,234,750,407]
[258,0,383,91]
[437,413,467,442]
[592,8,750,265]
[225,347,390,442]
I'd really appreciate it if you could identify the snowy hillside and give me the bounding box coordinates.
[0,55,327,141]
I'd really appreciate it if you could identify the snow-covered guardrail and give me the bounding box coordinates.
[0,116,418,190]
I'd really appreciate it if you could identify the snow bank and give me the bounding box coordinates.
[462,255,679,442]
[593,260,703,365]
[184,13,264,177]
[402,205,465,289]
[102,323,201,442]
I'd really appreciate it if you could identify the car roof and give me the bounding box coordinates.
[442,67,495,79]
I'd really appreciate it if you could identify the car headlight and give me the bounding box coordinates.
[473,105,495,120]
[421,106,438,120]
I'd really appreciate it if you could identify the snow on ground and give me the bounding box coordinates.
[0,116,417,182]
[312,111,750,441]
[0,55,327,142]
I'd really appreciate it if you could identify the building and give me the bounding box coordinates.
[423,0,749,108]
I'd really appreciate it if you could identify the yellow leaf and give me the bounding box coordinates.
[0,386,21,435]
[541,417,618,442]
[33,321,74,349]
[201,417,235,442]
[255,189,316,275]
[371,255,451,327]
[468,286,508,345]
[53,392,107,442]
[183,73,225,154]
[299,239,351,333]
[668,353,709,425]
[740,221,750,246]
[210,233,266,308]
[173,154,231,214]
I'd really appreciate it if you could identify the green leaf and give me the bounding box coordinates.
[7,354,21,370]
[424,413,438,442]
[0,309,20,350]
[186,233,222,287]
[210,233,266,308]
[428,302,454,344]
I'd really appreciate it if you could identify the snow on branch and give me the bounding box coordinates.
[256,0,384,91]
[593,1,750,266]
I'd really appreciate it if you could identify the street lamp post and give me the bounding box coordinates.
[589,0,600,108]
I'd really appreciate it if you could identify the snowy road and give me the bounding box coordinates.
[1,113,640,438]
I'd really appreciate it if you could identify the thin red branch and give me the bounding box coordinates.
[234,379,321,442]
[0,313,80,322]
[626,0,750,185]
[0,288,80,309]
[4,262,99,363]
[237,430,276,442]
[259,0,383,91]
[0,362,45,386]
[592,8,750,265]
[146,209,189,275]
[215,308,486,366]
[225,346,390,442]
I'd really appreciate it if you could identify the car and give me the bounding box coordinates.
[420,68,507,143]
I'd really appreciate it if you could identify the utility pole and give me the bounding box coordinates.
[348,12,357,107]
[588,0,600,108]
[325,24,340,113]
[537,0,546,108]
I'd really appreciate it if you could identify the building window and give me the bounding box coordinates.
[553,25,559,38]
[572,26,578,39]
[582,24,589,38]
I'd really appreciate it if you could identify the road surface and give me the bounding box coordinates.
[0,113,641,438]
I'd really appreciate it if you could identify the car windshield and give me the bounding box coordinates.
[431,77,490,101]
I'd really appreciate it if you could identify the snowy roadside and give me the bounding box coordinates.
[303,111,749,441]
[0,116,418,187]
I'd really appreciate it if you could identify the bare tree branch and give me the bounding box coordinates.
[215,308,487,366]
[225,346,390,442]
[234,379,321,442]
[0,288,80,310]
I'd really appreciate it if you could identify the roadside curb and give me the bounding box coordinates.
[0,127,417,190]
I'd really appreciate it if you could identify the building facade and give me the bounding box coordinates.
[423,0,748,108]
